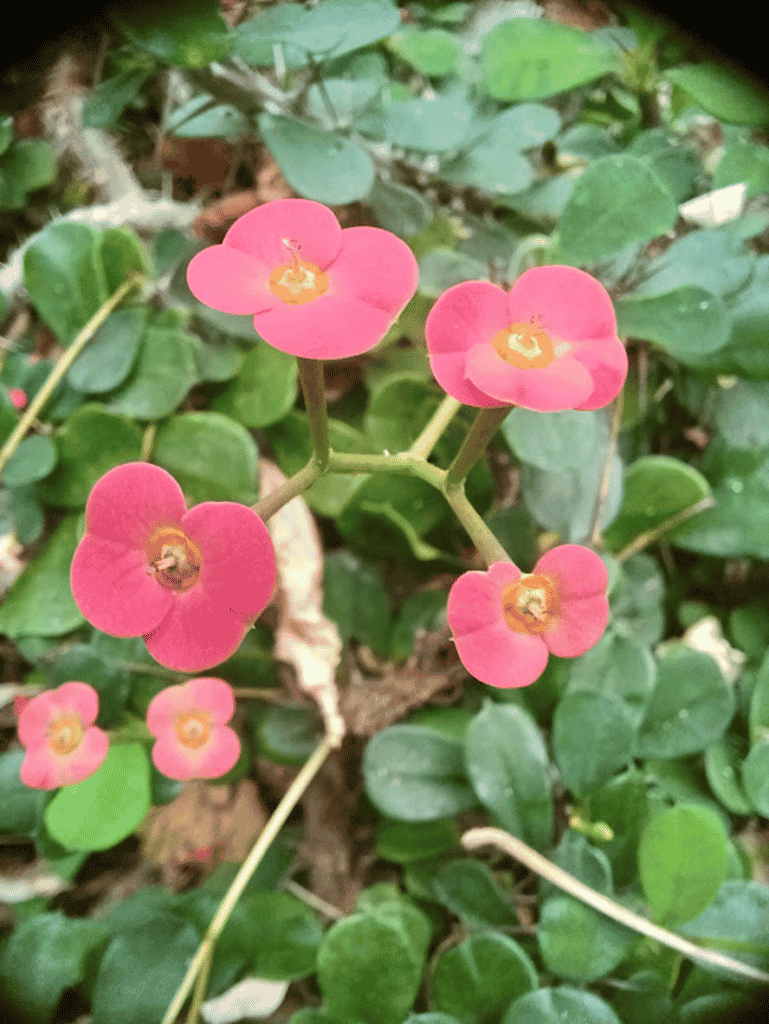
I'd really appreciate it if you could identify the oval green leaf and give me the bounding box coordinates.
[212,341,297,428]
[433,933,537,1024]
[553,691,636,797]
[537,895,635,981]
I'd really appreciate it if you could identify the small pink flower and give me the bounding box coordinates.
[17,682,109,789]
[9,387,27,410]
[70,462,277,673]
[425,266,627,411]
[186,198,419,360]
[146,677,240,781]
[447,545,609,688]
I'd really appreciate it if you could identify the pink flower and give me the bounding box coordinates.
[425,266,627,411]
[70,462,277,673]
[186,198,419,360]
[9,387,27,410]
[17,682,109,789]
[447,545,609,688]
[146,677,240,781]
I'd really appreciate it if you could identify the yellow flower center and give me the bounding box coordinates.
[175,709,213,750]
[501,574,558,634]
[268,238,329,305]
[47,713,84,756]
[146,526,202,593]
[491,317,555,369]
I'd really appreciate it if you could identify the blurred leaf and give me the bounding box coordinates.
[588,769,650,888]
[83,67,151,128]
[609,554,666,646]
[323,550,392,656]
[503,408,608,473]
[255,704,321,766]
[741,739,769,815]
[417,248,488,297]
[212,342,297,428]
[153,411,258,504]
[0,751,47,835]
[0,140,57,210]
[537,895,634,982]
[678,881,769,975]
[639,804,727,926]
[67,306,146,394]
[627,128,699,203]
[381,95,475,152]
[541,831,613,903]
[614,287,729,360]
[665,64,769,126]
[520,451,623,543]
[559,155,677,265]
[166,94,247,139]
[364,724,477,821]
[568,628,655,727]
[388,28,463,77]
[259,113,374,204]
[99,226,151,293]
[433,933,537,1024]
[368,177,433,238]
[106,325,200,420]
[635,228,753,299]
[433,860,519,929]
[464,701,553,850]
[389,589,447,663]
[377,818,459,864]
[705,740,753,815]
[1,434,57,488]
[502,987,623,1024]
[481,19,621,101]
[111,0,231,68]
[714,139,769,198]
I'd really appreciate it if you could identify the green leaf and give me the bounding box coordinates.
[678,880,769,975]
[553,691,636,797]
[705,740,753,815]
[639,804,728,926]
[388,28,463,77]
[439,146,533,197]
[363,724,477,821]
[377,818,459,864]
[742,739,769,815]
[609,971,682,1024]
[464,701,553,850]
[613,287,729,360]
[92,915,200,1024]
[568,628,655,727]
[259,113,374,205]
[635,646,734,759]
[714,139,769,198]
[0,140,57,209]
[588,769,649,888]
[195,335,245,383]
[609,553,665,646]
[502,987,623,1024]
[537,895,635,982]
[1,434,57,487]
[323,550,391,656]
[602,456,712,552]
[433,933,537,1024]
[627,128,699,204]
[99,226,151,292]
[106,325,199,419]
[749,650,769,746]
[317,905,429,1024]
[665,64,769,126]
[112,0,231,68]
[166,94,248,140]
[729,600,769,661]
[481,18,621,101]
[417,248,488,298]
[255,704,322,766]
[234,0,400,67]
[503,408,609,473]
[83,67,151,128]
[36,404,142,508]
[0,912,106,1024]
[153,411,258,504]
[381,95,474,153]
[389,589,447,662]
[368,177,433,238]
[23,222,107,345]
[558,155,677,265]
[45,744,150,852]
[433,860,519,928]
[0,514,85,638]
[67,306,146,394]
[47,643,130,728]
[239,892,323,979]
[212,342,297,427]
[635,228,754,300]
[520,451,623,543]
[540,831,613,903]
[0,751,47,835]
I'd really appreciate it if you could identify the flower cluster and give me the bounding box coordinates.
[17,677,239,790]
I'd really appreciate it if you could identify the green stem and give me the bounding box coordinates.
[510,234,552,281]
[445,406,509,489]
[0,274,142,475]
[161,737,334,1024]
[329,451,445,489]
[141,422,157,462]
[444,483,510,566]
[297,358,329,471]
[253,458,322,522]
[409,395,461,460]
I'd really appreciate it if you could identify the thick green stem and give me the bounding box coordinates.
[444,483,510,566]
[0,274,142,474]
[297,358,329,471]
[445,406,509,489]
[161,737,334,1024]
[253,458,322,522]
[329,450,446,489]
[409,395,461,460]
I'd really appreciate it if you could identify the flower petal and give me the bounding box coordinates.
[185,677,235,725]
[426,280,510,355]
[151,725,240,781]
[544,593,609,657]
[571,338,628,411]
[146,683,187,737]
[447,566,516,637]
[83,462,188,547]
[428,350,508,408]
[17,690,58,748]
[329,226,418,315]
[20,726,108,789]
[54,682,99,727]
[455,620,549,688]
[144,593,248,673]
[465,344,594,411]
[223,198,342,270]
[182,502,276,623]
[534,544,608,601]
[508,265,617,344]
[253,293,395,359]
[71,534,174,637]
[187,244,276,314]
